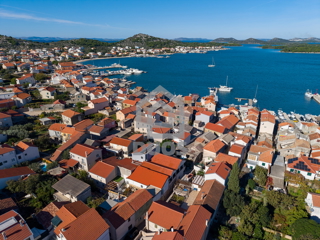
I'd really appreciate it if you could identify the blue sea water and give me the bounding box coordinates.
[83,44,320,115]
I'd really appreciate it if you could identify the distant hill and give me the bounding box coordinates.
[211,37,316,44]
[213,37,238,43]
[17,36,123,43]
[116,33,181,48]
[289,37,320,42]
[267,37,291,43]
[173,37,213,42]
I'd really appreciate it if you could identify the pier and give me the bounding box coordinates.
[313,94,320,104]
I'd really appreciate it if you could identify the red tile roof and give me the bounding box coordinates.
[203,139,225,153]
[205,122,226,134]
[62,109,81,118]
[217,114,239,129]
[89,161,115,178]
[0,167,35,179]
[61,208,110,240]
[177,205,212,240]
[151,153,182,170]
[229,144,244,155]
[205,161,231,179]
[287,156,320,174]
[49,123,67,131]
[214,153,239,166]
[70,144,98,158]
[310,192,320,208]
[127,165,168,188]
[110,137,132,147]
[104,189,152,229]
[152,127,171,134]
[141,161,174,176]
[147,201,184,229]
[0,210,33,240]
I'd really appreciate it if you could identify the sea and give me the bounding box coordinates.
[82,44,320,115]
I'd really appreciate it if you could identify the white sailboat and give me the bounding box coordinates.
[253,85,258,103]
[208,57,215,67]
[219,76,233,92]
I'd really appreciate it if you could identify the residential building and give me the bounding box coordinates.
[202,139,226,163]
[88,161,116,188]
[52,174,91,202]
[108,137,133,157]
[287,155,320,180]
[16,73,36,85]
[0,167,35,189]
[53,201,110,240]
[205,162,231,185]
[69,144,102,171]
[61,109,83,125]
[305,192,320,223]
[103,189,153,240]
[40,87,56,99]
[0,112,13,127]
[0,210,34,240]
[11,93,32,107]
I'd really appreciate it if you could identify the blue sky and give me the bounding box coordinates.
[0,0,320,39]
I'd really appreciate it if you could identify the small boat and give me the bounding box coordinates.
[208,57,215,67]
[208,87,217,95]
[253,85,258,103]
[305,89,313,98]
[219,76,233,92]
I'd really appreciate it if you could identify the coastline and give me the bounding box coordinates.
[74,56,132,64]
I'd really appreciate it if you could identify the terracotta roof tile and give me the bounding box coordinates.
[127,165,168,188]
[110,137,132,147]
[70,144,98,158]
[147,201,184,229]
[214,153,239,166]
[61,109,81,118]
[0,167,35,179]
[203,139,225,153]
[89,161,115,178]
[151,154,182,170]
[205,162,231,179]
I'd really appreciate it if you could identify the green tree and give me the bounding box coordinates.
[247,179,256,190]
[231,232,248,240]
[218,226,233,240]
[29,162,41,173]
[238,220,254,236]
[254,166,267,186]
[47,161,58,170]
[10,78,16,84]
[290,218,320,240]
[223,190,245,216]
[87,197,105,208]
[253,224,263,239]
[228,164,240,193]
[61,149,70,159]
[34,73,48,81]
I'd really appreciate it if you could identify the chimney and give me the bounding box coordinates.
[171,227,174,232]
[2,232,7,240]
[61,228,66,232]
[206,219,208,226]
[85,151,88,158]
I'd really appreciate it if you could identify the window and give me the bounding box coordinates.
[128,217,131,222]
[128,225,132,231]
[262,163,265,166]
[297,170,301,174]
[25,153,27,156]
[154,224,158,228]
[0,162,3,166]
[290,169,294,172]
[4,161,7,164]
[307,173,312,176]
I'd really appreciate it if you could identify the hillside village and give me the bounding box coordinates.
[0,42,320,240]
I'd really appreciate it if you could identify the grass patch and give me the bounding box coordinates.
[113,176,123,183]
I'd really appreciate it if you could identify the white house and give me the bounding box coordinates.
[69,144,102,171]
[132,143,158,162]
[88,161,116,188]
[305,192,320,223]
[16,73,36,85]
[205,161,231,186]
[287,156,320,180]
[259,109,275,136]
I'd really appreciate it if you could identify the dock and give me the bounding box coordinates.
[313,94,320,104]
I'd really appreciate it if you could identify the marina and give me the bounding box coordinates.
[82,44,320,115]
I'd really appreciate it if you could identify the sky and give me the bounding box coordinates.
[0,0,320,39]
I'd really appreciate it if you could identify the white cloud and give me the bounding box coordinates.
[0,9,110,28]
